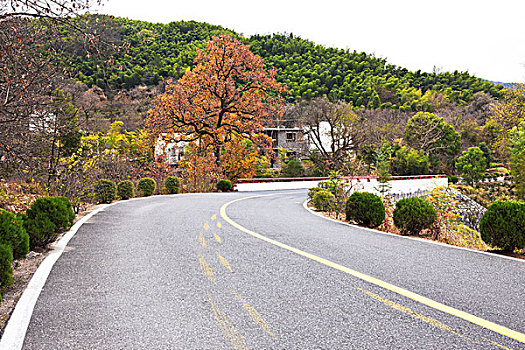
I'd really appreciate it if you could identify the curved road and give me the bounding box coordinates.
[14,191,525,349]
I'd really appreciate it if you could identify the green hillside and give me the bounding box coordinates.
[67,15,504,110]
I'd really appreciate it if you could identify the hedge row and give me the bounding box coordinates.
[309,187,524,252]
[310,189,436,233]
[0,210,29,290]
[93,177,184,204]
[92,177,237,202]
[0,196,75,296]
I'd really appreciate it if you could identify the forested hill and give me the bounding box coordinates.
[69,15,504,110]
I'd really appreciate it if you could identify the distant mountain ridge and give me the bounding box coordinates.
[490,81,522,89]
[62,15,505,110]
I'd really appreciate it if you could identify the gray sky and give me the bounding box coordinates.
[95,0,525,83]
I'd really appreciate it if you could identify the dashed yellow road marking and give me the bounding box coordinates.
[217,221,222,228]
[234,291,277,339]
[482,337,514,350]
[198,232,206,248]
[198,252,215,284]
[204,222,210,231]
[207,291,249,350]
[358,288,482,345]
[211,214,217,221]
[360,288,511,348]
[214,233,222,244]
[220,195,525,344]
[218,253,233,272]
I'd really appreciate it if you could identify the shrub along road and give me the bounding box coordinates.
[17,191,525,349]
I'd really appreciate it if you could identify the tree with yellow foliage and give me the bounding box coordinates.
[484,84,525,162]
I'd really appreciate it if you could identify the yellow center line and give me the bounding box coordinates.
[207,291,249,350]
[204,222,210,231]
[483,337,514,350]
[218,253,233,272]
[217,221,222,228]
[198,252,215,284]
[214,233,222,244]
[211,214,217,221]
[198,232,207,248]
[358,288,484,346]
[234,291,277,339]
[219,195,525,344]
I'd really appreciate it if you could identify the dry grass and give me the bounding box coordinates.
[0,181,43,214]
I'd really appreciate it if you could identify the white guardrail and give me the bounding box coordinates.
[234,175,448,194]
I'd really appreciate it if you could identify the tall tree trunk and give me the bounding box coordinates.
[215,146,221,168]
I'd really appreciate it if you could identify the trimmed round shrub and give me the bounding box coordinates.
[448,175,459,184]
[54,196,75,227]
[137,178,156,196]
[0,243,14,290]
[117,180,134,200]
[23,212,55,249]
[479,200,525,251]
[393,197,437,236]
[345,192,385,228]
[308,187,323,200]
[94,179,117,204]
[26,197,73,232]
[312,190,335,212]
[217,179,232,192]
[164,176,180,194]
[23,196,76,249]
[0,210,29,260]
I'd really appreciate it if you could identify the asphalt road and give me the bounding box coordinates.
[20,190,525,349]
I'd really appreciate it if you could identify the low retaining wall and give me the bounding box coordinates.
[234,175,448,194]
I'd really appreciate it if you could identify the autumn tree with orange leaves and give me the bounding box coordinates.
[147,35,287,171]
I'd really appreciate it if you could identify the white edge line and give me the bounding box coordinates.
[302,200,525,264]
[0,191,245,349]
[0,202,119,350]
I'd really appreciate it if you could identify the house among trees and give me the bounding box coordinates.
[264,126,309,167]
[156,126,310,169]
[154,136,188,168]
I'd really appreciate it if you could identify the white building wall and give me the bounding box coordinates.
[234,176,448,193]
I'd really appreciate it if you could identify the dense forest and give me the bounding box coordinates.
[64,15,504,111]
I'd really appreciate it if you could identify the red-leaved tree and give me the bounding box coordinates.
[147,34,287,167]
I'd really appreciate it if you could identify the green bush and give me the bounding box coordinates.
[117,180,134,200]
[0,243,14,290]
[308,187,323,200]
[345,192,385,228]
[392,146,429,176]
[455,147,487,184]
[26,197,73,232]
[23,212,56,249]
[448,175,459,184]
[312,190,335,212]
[54,196,75,226]
[23,196,75,249]
[137,178,156,196]
[479,200,525,251]
[164,176,180,194]
[281,159,304,177]
[0,210,29,260]
[217,179,232,192]
[393,197,437,235]
[94,179,117,203]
